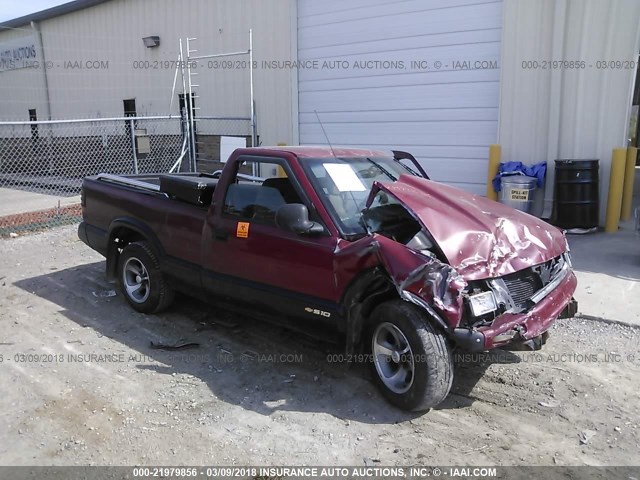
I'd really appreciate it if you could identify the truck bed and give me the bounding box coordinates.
[95,172,219,206]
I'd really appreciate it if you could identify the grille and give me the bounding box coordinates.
[502,269,543,306]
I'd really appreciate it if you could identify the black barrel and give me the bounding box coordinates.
[552,159,599,229]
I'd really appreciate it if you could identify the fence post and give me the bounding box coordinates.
[129,118,139,174]
[46,127,54,176]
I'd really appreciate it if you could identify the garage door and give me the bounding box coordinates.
[297,0,502,194]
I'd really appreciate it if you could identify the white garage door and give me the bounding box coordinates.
[297,0,502,194]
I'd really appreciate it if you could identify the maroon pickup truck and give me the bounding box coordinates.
[78,146,577,411]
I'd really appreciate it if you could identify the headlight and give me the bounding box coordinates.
[562,234,572,264]
[564,252,573,268]
[468,291,498,317]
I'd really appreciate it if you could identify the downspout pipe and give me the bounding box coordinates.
[31,20,51,121]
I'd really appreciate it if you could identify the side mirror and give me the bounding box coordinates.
[276,203,324,236]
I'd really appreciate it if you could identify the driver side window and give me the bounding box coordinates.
[223,159,303,225]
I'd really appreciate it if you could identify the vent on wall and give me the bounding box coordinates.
[142,36,160,48]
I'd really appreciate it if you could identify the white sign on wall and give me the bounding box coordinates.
[220,136,247,163]
[0,36,38,73]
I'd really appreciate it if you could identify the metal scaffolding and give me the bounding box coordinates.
[180,30,257,170]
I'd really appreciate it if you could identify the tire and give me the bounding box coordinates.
[117,241,174,314]
[367,299,453,411]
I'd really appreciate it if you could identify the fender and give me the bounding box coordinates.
[371,234,466,328]
[341,235,466,355]
[105,217,166,281]
[341,267,395,355]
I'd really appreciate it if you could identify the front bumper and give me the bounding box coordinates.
[452,270,578,351]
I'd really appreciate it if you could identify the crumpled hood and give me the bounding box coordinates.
[370,175,568,280]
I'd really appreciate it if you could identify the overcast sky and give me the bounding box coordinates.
[0,0,72,23]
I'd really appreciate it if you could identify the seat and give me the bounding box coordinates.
[224,183,260,217]
[262,177,301,204]
[254,185,286,217]
[316,176,349,219]
[224,183,286,222]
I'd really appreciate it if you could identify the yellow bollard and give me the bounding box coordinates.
[605,148,627,232]
[486,144,501,201]
[276,143,287,177]
[620,147,637,221]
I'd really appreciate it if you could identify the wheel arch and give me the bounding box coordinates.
[106,217,165,282]
[342,267,451,355]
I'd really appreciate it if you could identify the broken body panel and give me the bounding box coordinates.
[363,175,576,351]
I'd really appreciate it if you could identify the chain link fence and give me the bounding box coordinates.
[0,116,185,193]
[0,116,185,236]
[0,117,251,236]
[0,115,253,236]
[193,117,253,173]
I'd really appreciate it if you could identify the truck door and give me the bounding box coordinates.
[201,155,340,325]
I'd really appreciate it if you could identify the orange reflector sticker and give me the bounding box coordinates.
[236,222,250,238]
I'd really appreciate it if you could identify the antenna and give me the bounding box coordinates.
[315,110,361,213]
[314,110,337,158]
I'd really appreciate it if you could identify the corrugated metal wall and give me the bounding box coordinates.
[4,0,640,212]
[0,0,296,145]
[0,27,49,120]
[297,0,503,195]
[498,0,640,222]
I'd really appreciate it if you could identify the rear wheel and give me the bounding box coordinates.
[368,300,453,411]
[117,241,174,313]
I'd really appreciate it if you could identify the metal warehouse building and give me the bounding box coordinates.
[1,0,640,226]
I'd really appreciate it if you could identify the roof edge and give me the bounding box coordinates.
[0,0,111,29]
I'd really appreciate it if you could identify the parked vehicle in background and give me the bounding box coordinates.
[78,146,577,411]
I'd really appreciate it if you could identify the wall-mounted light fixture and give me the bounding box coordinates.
[142,36,160,48]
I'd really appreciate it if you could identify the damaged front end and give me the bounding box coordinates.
[458,251,577,351]
[361,177,578,352]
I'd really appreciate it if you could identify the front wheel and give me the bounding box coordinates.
[117,241,174,314]
[367,300,453,411]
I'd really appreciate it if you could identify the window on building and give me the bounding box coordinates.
[123,98,136,117]
[28,108,38,140]
[123,98,137,135]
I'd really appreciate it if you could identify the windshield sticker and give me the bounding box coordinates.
[323,163,367,192]
[236,222,250,238]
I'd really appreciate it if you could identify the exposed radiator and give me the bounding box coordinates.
[502,269,543,307]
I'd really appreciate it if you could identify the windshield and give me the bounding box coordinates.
[301,156,419,236]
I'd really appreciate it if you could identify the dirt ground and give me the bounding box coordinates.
[0,226,639,466]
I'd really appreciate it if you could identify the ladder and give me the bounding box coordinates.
[184,30,257,171]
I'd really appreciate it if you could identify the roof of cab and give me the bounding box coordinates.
[256,145,392,159]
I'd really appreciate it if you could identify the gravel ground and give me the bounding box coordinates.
[0,226,639,466]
